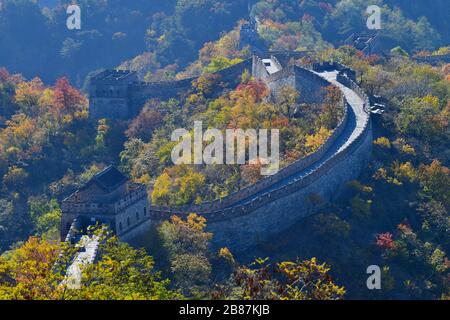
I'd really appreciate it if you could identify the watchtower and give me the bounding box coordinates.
[88,70,138,120]
[61,166,148,241]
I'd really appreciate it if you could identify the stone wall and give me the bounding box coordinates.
[149,96,347,216]
[115,197,149,237]
[413,53,450,65]
[129,58,252,116]
[207,117,372,252]
[312,62,357,81]
[293,66,330,103]
[89,59,252,119]
[89,97,130,119]
[147,63,345,215]
[143,112,372,252]
[61,184,148,239]
[118,216,153,244]
[252,56,331,103]
[113,60,373,253]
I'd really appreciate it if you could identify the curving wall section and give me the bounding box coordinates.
[125,64,374,252]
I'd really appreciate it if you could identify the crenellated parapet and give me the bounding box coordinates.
[83,54,373,252]
[143,63,372,251]
[89,59,253,120]
[413,53,450,65]
[150,89,347,216]
[60,167,148,240]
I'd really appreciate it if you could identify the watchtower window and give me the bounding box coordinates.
[127,217,130,226]
[119,222,123,232]
[136,212,140,221]
[143,207,147,216]
[264,62,271,67]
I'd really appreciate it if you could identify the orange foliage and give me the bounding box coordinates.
[234,80,268,102]
[375,233,395,250]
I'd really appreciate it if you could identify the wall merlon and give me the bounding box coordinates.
[81,54,373,252]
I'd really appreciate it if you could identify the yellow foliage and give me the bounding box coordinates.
[0,237,62,300]
[305,127,331,153]
[374,137,391,148]
[402,144,416,155]
[152,172,171,205]
[420,94,440,109]
[171,213,208,233]
[218,247,236,266]
[14,78,44,108]
[393,161,417,183]
[134,173,151,185]
[152,166,206,206]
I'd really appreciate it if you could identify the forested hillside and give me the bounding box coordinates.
[0,0,250,84]
[0,0,448,85]
[0,0,448,300]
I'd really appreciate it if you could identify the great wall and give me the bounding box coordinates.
[62,51,373,258]
[57,17,378,284]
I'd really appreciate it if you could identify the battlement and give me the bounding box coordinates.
[90,69,137,84]
[145,64,373,252]
[61,166,148,240]
[344,32,381,55]
[413,53,450,65]
[88,58,252,120]
[70,57,373,253]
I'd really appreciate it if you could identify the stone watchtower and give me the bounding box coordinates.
[60,166,149,241]
[88,70,138,120]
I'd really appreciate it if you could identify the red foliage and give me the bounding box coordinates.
[397,223,412,234]
[366,54,380,65]
[235,80,268,102]
[126,107,163,140]
[271,116,289,128]
[302,14,314,22]
[53,77,87,112]
[445,258,450,269]
[0,68,11,82]
[276,34,301,51]
[318,2,333,13]
[356,51,365,58]
[375,232,395,250]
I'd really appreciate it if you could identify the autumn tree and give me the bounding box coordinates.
[65,233,181,300]
[396,95,447,142]
[0,237,63,300]
[152,166,206,206]
[126,106,163,141]
[53,77,88,118]
[418,160,450,207]
[319,85,343,129]
[204,57,243,74]
[158,214,213,297]
[216,257,345,300]
[277,85,299,117]
[305,127,331,154]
